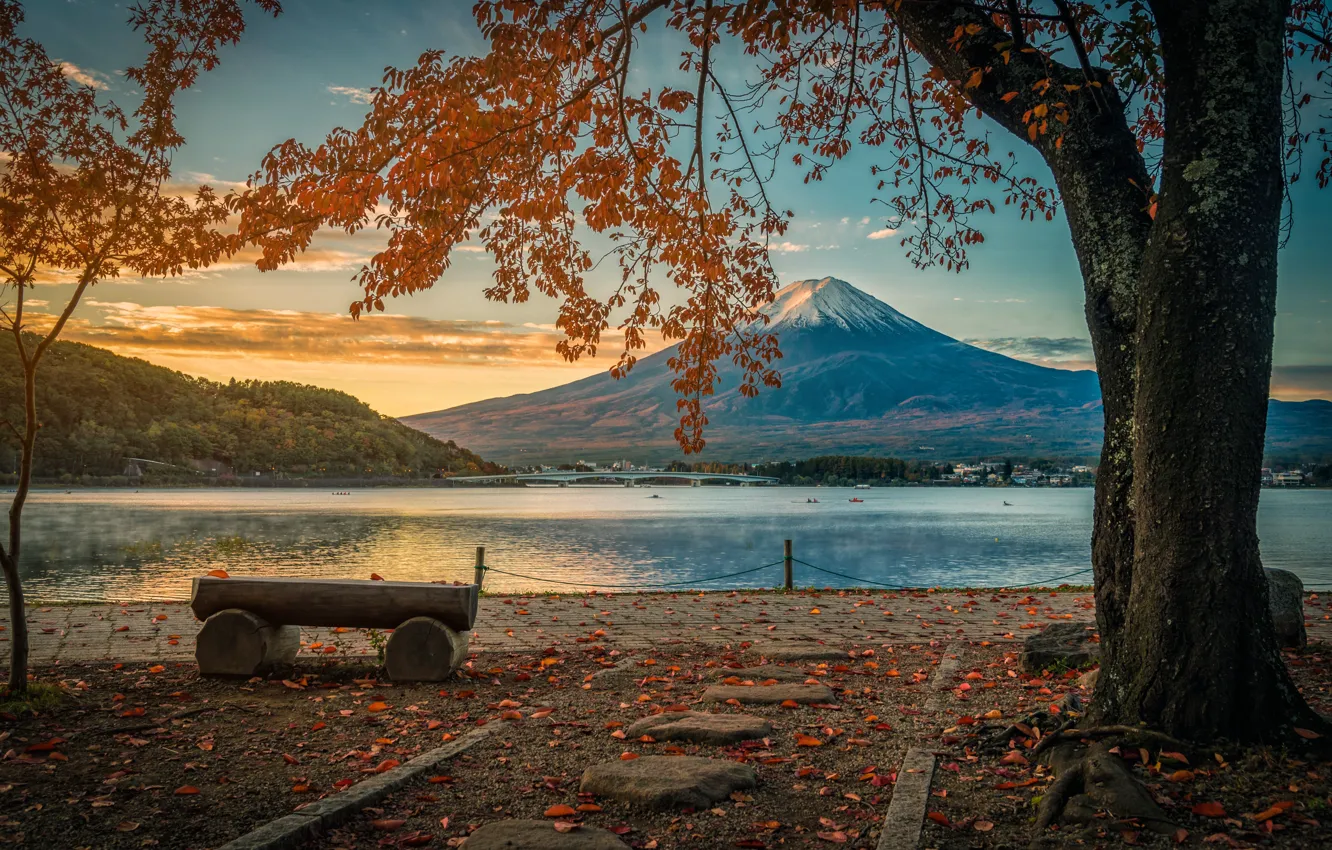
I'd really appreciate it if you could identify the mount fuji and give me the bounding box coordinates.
[402,277,1331,463]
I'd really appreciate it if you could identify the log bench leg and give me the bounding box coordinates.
[196,608,300,677]
[385,616,468,682]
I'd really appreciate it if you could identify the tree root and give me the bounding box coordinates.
[1034,741,1180,839]
[1031,724,1191,759]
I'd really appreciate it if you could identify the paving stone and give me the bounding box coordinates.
[626,711,773,745]
[711,664,813,682]
[580,755,758,810]
[702,682,835,705]
[751,643,848,662]
[461,819,630,849]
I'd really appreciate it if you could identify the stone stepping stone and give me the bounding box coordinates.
[462,819,629,849]
[702,682,835,705]
[1019,622,1099,673]
[711,664,812,683]
[580,755,757,810]
[626,711,773,745]
[751,643,847,662]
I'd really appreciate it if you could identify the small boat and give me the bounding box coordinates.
[849,497,864,503]
[806,498,820,503]
[1003,501,1013,506]
[648,494,662,499]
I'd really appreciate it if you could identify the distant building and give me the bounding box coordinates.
[1273,471,1305,486]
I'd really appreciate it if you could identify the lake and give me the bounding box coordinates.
[7,487,1330,601]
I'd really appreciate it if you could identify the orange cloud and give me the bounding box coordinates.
[41,301,666,369]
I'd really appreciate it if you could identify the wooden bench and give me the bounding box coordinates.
[190,576,479,681]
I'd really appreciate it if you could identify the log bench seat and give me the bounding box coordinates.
[189,576,479,681]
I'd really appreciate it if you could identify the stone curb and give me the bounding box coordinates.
[216,721,504,850]
[876,747,938,850]
[924,656,960,711]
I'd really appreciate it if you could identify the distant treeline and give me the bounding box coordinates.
[666,456,1023,486]
[0,339,504,481]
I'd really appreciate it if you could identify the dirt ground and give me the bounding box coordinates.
[1,637,940,849]
[917,642,1332,850]
[2,596,1329,849]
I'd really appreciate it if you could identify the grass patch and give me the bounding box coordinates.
[0,681,65,716]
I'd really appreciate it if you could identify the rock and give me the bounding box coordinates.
[384,616,469,681]
[625,711,773,745]
[580,755,757,810]
[1076,668,1100,690]
[711,665,813,683]
[702,683,835,705]
[462,820,629,849]
[1020,622,1099,673]
[195,608,299,677]
[1266,568,1307,648]
[752,643,847,662]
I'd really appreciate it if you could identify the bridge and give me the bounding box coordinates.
[448,470,779,486]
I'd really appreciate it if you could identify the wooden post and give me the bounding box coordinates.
[474,545,486,591]
[783,539,793,590]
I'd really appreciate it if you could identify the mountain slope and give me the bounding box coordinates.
[0,339,503,479]
[403,277,1332,463]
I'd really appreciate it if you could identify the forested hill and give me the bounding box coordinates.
[0,339,502,480]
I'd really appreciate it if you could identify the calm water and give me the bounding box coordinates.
[6,487,1330,601]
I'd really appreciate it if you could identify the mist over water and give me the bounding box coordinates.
[8,487,1330,601]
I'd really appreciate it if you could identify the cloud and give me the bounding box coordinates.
[58,62,110,90]
[30,302,667,369]
[966,336,1094,361]
[964,336,1096,371]
[327,85,374,104]
[771,241,807,253]
[1270,365,1332,401]
[859,217,870,225]
[867,227,897,240]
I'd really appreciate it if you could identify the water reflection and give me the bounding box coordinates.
[7,487,1329,601]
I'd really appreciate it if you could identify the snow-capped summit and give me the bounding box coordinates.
[759,277,928,335]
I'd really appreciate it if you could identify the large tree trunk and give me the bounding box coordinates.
[1095,0,1322,740]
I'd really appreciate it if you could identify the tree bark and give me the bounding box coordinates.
[1095,0,1323,740]
[2,353,36,695]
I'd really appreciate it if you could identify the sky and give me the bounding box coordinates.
[18,0,1332,416]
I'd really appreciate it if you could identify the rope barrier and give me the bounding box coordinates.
[790,558,1093,590]
[789,558,914,589]
[478,560,784,590]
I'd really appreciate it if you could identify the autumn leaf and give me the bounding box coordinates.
[369,573,385,581]
[544,804,576,818]
[1293,727,1322,739]
[370,819,405,831]
[174,785,200,796]
[367,701,390,712]
[926,811,952,828]
[553,822,580,833]
[1191,802,1226,817]
[795,734,823,747]
[206,569,229,579]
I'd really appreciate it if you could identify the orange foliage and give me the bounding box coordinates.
[228,1,1331,453]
